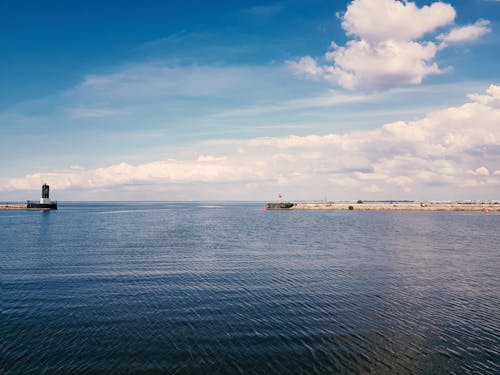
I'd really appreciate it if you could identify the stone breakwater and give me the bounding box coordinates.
[0,204,29,210]
[0,203,56,210]
[289,203,500,211]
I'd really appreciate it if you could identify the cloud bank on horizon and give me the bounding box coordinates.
[288,0,491,91]
[3,85,500,200]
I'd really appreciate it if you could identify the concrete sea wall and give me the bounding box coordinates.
[289,203,500,211]
[0,203,29,210]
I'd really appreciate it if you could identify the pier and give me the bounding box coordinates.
[0,203,29,210]
[0,184,57,210]
[270,202,500,211]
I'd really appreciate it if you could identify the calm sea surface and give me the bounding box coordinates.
[2,202,499,374]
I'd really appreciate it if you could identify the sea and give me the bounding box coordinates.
[1,202,499,374]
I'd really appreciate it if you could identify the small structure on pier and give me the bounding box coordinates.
[266,193,294,209]
[27,184,57,209]
[266,202,294,209]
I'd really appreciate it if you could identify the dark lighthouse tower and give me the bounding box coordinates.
[42,184,50,199]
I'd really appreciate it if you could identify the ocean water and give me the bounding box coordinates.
[1,202,499,374]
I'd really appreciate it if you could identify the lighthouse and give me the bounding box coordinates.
[27,184,58,209]
[40,184,50,204]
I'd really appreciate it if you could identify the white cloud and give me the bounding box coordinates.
[3,85,500,200]
[469,166,490,176]
[289,0,490,91]
[323,39,441,90]
[437,20,491,44]
[287,56,324,80]
[341,0,455,42]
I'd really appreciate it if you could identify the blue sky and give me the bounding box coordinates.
[1,0,500,201]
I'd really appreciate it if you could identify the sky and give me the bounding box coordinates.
[1,0,499,201]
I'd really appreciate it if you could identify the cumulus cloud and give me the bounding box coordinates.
[323,39,441,90]
[341,0,455,42]
[437,19,491,44]
[3,85,500,200]
[288,0,490,91]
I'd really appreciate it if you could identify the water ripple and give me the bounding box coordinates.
[1,203,499,374]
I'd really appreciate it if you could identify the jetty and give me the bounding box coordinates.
[0,203,30,210]
[266,202,500,212]
[0,184,57,210]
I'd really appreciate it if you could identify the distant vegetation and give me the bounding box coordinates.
[357,200,363,204]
